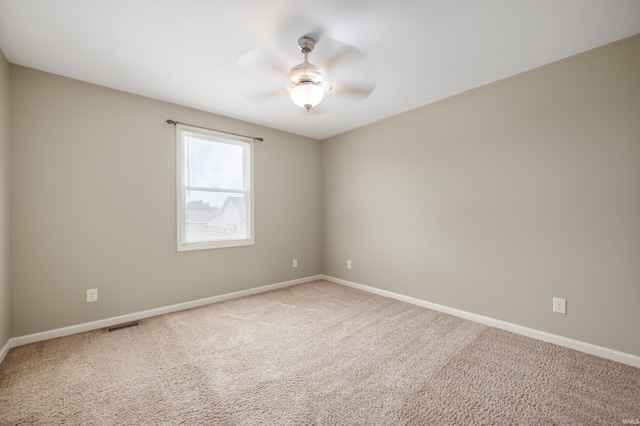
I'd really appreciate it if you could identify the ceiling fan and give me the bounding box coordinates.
[240,35,376,112]
[289,36,328,111]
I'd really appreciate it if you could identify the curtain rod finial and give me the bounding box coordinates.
[166,119,178,125]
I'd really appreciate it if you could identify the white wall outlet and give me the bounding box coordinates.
[347,260,352,269]
[292,259,298,268]
[553,297,566,314]
[86,288,98,303]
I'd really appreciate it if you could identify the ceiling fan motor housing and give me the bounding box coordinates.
[289,61,323,85]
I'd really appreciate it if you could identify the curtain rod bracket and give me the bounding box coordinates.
[165,119,264,142]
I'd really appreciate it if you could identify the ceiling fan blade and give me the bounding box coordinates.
[321,39,377,99]
[237,47,289,77]
[324,44,366,75]
[243,87,288,104]
[328,81,376,101]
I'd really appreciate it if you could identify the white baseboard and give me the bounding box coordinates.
[0,337,10,365]
[322,275,640,369]
[4,275,322,359]
[4,274,638,370]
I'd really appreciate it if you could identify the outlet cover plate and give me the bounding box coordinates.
[86,288,98,303]
[553,297,566,314]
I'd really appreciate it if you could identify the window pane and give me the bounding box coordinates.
[184,133,245,190]
[183,190,248,243]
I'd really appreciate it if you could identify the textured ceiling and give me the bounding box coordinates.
[1,0,639,139]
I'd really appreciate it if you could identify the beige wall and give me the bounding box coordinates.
[6,35,640,358]
[0,50,10,348]
[322,35,640,356]
[9,66,322,336]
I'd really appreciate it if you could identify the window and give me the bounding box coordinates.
[176,124,254,251]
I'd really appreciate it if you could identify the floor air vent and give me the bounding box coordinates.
[106,321,141,332]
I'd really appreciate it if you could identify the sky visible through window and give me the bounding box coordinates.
[184,134,245,209]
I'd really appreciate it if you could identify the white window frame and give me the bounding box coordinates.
[176,124,254,251]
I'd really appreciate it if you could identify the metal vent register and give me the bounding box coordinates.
[106,321,141,332]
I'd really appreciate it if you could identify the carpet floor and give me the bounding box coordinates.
[1,280,638,425]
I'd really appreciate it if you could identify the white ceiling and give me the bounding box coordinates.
[1,1,639,140]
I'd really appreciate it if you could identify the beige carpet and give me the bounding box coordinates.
[1,280,638,425]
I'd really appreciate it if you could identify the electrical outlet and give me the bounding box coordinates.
[553,297,566,314]
[292,259,298,268]
[347,260,352,269]
[86,288,98,303]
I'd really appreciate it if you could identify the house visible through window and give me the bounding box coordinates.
[176,124,254,251]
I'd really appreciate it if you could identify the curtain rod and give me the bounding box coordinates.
[165,119,264,142]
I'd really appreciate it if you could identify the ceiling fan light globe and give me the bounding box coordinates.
[290,83,324,110]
